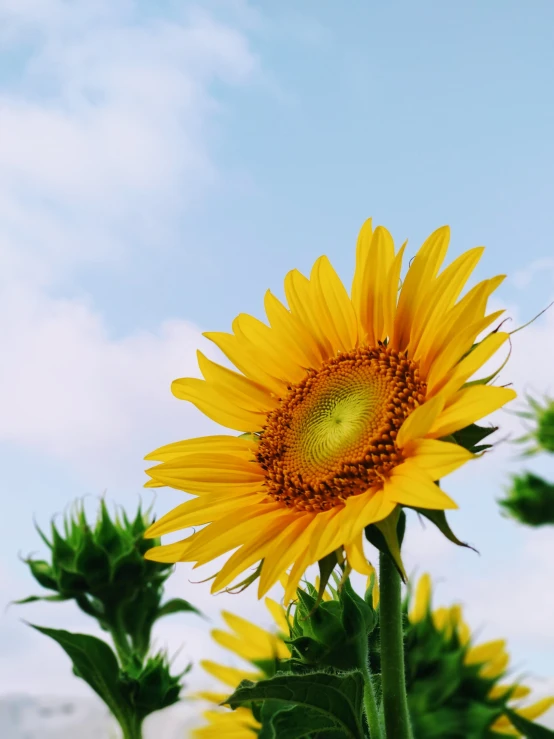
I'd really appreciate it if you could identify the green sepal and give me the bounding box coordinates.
[499,472,554,527]
[365,508,407,582]
[156,598,203,619]
[411,508,477,552]
[501,709,554,738]
[445,423,498,454]
[225,672,366,739]
[317,551,339,607]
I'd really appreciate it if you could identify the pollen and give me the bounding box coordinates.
[256,345,426,512]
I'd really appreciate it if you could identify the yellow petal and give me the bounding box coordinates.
[197,351,279,412]
[410,573,432,623]
[311,255,358,352]
[284,269,334,360]
[258,514,318,598]
[351,218,374,321]
[429,332,510,398]
[264,289,322,368]
[465,639,507,666]
[182,502,284,564]
[409,247,484,359]
[418,274,505,378]
[344,532,374,575]
[403,438,473,479]
[429,385,517,439]
[211,510,296,592]
[396,395,445,448]
[489,684,531,701]
[355,225,396,344]
[234,313,307,384]
[146,452,265,495]
[386,466,458,510]
[265,597,290,636]
[145,435,257,463]
[204,330,286,396]
[145,492,265,538]
[515,697,554,721]
[172,377,266,432]
[392,226,450,351]
[143,539,191,562]
[200,660,261,689]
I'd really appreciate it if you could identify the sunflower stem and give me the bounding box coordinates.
[362,661,383,739]
[379,550,413,739]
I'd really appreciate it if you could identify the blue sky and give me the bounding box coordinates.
[1,0,554,720]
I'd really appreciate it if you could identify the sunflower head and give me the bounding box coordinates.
[408,574,554,738]
[144,219,516,599]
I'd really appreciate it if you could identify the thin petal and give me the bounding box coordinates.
[265,597,290,635]
[429,386,517,439]
[204,330,286,396]
[145,435,257,463]
[386,466,458,510]
[356,226,396,344]
[210,510,296,592]
[145,492,265,537]
[200,660,260,688]
[143,539,190,562]
[396,395,445,448]
[410,573,431,623]
[344,532,374,575]
[172,377,266,432]
[403,439,473,479]
[258,514,318,598]
[197,351,279,412]
[264,289,322,368]
[234,313,307,384]
[311,256,358,352]
[392,226,450,351]
[429,332,510,398]
[284,269,334,360]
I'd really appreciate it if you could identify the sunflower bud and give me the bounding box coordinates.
[120,652,185,720]
[23,501,173,629]
[500,472,554,527]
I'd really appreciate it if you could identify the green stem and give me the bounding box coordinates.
[379,551,413,739]
[119,713,143,739]
[362,662,383,739]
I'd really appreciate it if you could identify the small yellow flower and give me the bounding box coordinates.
[145,221,515,599]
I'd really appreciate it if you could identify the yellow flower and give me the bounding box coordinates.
[193,598,288,738]
[410,574,554,736]
[145,220,515,600]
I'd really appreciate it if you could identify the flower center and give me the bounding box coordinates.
[256,345,426,512]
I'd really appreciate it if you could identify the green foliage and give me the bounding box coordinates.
[226,672,365,739]
[30,626,185,735]
[500,472,554,527]
[513,394,554,456]
[19,500,199,659]
[18,499,201,739]
[285,579,376,671]
[446,422,498,454]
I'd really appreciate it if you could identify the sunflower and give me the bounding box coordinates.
[192,598,289,738]
[409,574,554,737]
[144,219,515,600]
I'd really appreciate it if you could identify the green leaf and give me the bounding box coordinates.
[502,709,554,738]
[156,598,202,619]
[447,423,497,454]
[411,509,477,552]
[13,594,70,605]
[226,672,365,739]
[259,701,349,738]
[28,625,131,728]
[365,509,407,581]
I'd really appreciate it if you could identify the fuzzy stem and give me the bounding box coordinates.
[362,661,383,738]
[379,551,413,739]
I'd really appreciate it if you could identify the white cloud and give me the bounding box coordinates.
[0,1,257,285]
